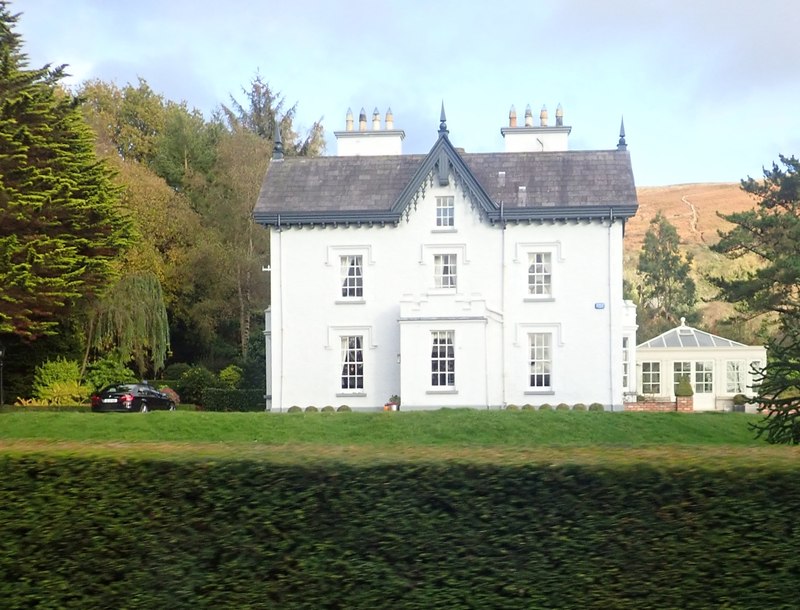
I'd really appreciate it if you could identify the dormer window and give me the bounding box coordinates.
[436,196,454,228]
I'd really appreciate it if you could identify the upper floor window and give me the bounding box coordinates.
[642,362,661,395]
[434,254,457,289]
[340,255,363,298]
[341,336,364,390]
[436,196,454,227]
[431,330,455,387]
[528,252,552,296]
[529,332,552,389]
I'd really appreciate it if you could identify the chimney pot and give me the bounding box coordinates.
[372,107,381,130]
[509,105,517,128]
[524,104,533,127]
[359,107,367,132]
[345,108,354,132]
[385,107,394,130]
[540,105,548,127]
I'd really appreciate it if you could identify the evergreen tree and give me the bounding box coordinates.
[221,73,325,156]
[712,155,800,444]
[0,3,132,338]
[636,212,696,339]
[711,155,800,329]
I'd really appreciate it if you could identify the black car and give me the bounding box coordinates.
[91,383,176,413]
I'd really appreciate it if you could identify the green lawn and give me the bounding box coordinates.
[0,408,763,446]
[2,409,796,467]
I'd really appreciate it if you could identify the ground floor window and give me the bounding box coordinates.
[431,330,455,386]
[642,361,661,395]
[622,337,630,389]
[694,361,713,394]
[529,333,552,389]
[673,361,691,393]
[726,360,746,393]
[340,336,363,390]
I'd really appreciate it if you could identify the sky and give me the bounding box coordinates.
[13,0,800,186]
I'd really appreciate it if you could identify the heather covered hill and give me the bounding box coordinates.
[625,182,761,340]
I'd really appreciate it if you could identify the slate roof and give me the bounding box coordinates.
[253,131,638,226]
[638,322,750,349]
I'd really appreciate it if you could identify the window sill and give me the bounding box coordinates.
[336,392,366,398]
[524,296,555,303]
[427,288,457,296]
[335,298,366,305]
[427,388,458,395]
[525,390,554,395]
[431,228,457,233]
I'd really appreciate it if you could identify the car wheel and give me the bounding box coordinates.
[168,402,176,411]
[140,403,148,413]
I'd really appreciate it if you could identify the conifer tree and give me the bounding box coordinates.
[636,212,696,339]
[0,3,132,338]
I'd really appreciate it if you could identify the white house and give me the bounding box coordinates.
[636,319,767,411]
[254,104,639,411]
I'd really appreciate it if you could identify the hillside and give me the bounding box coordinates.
[625,182,761,338]
[626,182,755,251]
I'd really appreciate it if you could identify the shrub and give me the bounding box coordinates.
[84,358,137,391]
[337,405,352,412]
[506,404,519,411]
[522,404,535,411]
[556,403,570,411]
[32,358,91,405]
[287,406,302,413]
[589,402,605,411]
[177,365,219,405]
[675,375,694,397]
[163,362,191,380]
[573,403,587,411]
[732,393,750,406]
[305,406,318,413]
[201,388,264,412]
[156,386,181,405]
[218,365,243,390]
[538,404,553,411]
[322,405,335,413]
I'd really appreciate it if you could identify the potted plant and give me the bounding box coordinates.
[384,394,401,411]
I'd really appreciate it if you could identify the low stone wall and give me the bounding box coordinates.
[624,396,693,412]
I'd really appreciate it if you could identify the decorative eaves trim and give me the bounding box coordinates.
[253,205,639,228]
[389,135,497,219]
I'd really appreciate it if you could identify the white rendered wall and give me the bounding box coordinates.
[268,174,628,410]
[335,131,405,156]
[502,128,571,152]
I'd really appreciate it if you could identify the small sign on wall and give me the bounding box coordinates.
[594,303,605,309]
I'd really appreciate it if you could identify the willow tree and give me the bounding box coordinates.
[85,272,170,376]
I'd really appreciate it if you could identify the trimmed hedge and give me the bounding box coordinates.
[2,455,800,608]
[200,388,265,412]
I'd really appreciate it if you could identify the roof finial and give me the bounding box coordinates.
[438,101,449,136]
[272,118,284,160]
[617,116,627,151]
[680,316,686,327]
